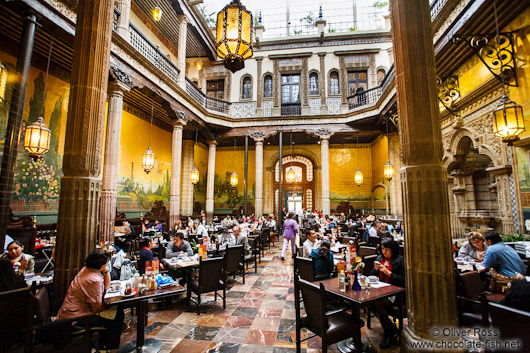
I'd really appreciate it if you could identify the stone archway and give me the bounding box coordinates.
[273,155,315,214]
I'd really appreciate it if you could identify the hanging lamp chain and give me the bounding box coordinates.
[149,96,154,147]
[492,0,507,97]
[40,34,54,117]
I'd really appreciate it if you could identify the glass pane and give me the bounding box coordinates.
[282,86,290,103]
[241,10,251,43]
[291,84,300,102]
[309,73,318,94]
[264,76,272,97]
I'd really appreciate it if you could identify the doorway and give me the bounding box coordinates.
[286,192,303,213]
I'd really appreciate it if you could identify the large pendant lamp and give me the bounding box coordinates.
[153,0,162,21]
[0,61,7,103]
[24,35,53,160]
[190,131,200,184]
[142,96,156,174]
[354,133,363,187]
[215,0,253,73]
[230,139,239,187]
[286,132,296,184]
[383,117,395,182]
[490,0,524,145]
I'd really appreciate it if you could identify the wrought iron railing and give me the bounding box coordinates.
[113,7,121,31]
[379,64,395,94]
[281,104,302,116]
[185,78,231,114]
[129,23,179,84]
[347,87,382,109]
[430,0,448,20]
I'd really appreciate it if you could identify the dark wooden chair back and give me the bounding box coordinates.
[0,287,33,349]
[489,302,530,352]
[295,256,316,282]
[358,246,377,257]
[224,245,244,276]
[34,286,51,324]
[343,236,357,247]
[362,254,378,275]
[368,236,380,248]
[297,279,327,334]
[199,257,224,292]
[296,246,304,257]
[461,271,483,300]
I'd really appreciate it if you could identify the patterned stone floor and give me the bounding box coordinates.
[120,242,402,353]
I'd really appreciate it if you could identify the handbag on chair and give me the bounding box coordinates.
[488,268,524,293]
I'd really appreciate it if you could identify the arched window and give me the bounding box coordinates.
[309,72,319,95]
[377,69,386,85]
[242,76,252,99]
[263,75,272,97]
[329,71,339,95]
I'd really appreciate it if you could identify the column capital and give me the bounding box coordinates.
[110,65,133,86]
[177,14,190,25]
[207,140,218,146]
[317,52,327,58]
[250,131,265,142]
[309,128,333,140]
[107,80,130,95]
[255,56,264,62]
[172,110,187,128]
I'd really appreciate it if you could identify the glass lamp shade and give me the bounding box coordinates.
[492,95,525,144]
[142,146,155,174]
[354,168,363,186]
[230,170,239,187]
[196,60,203,70]
[216,0,253,73]
[286,167,296,184]
[384,160,395,181]
[24,117,51,160]
[0,62,7,103]
[190,166,200,184]
[153,6,162,21]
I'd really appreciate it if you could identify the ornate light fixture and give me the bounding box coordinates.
[190,131,200,184]
[230,139,238,187]
[24,35,53,160]
[143,95,156,174]
[355,133,363,187]
[196,59,203,71]
[490,0,524,144]
[215,0,253,73]
[0,61,7,103]
[153,3,162,22]
[286,132,296,184]
[383,117,395,182]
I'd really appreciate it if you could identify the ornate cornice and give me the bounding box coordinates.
[110,65,133,85]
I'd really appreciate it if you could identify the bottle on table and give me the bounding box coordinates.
[132,271,140,292]
[339,270,346,292]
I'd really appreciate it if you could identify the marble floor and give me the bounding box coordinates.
[119,241,402,353]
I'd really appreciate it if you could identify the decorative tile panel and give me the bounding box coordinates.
[326,98,341,115]
[262,101,273,117]
[309,98,321,115]
[231,102,257,119]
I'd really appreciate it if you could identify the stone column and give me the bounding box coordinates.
[54,0,114,297]
[253,134,265,217]
[318,52,327,114]
[320,135,331,215]
[181,139,195,216]
[388,132,402,219]
[390,0,458,348]
[256,57,264,115]
[99,80,130,243]
[206,141,217,222]
[263,166,274,215]
[170,118,186,227]
[176,14,189,89]
[115,0,131,41]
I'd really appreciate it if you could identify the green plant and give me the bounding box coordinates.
[293,29,302,35]
[500,232,526,242]
[300,12,315,29]
[327,25,336,33]
[373,1,389,8]
[349,26,357,31]
[199,4,216,28]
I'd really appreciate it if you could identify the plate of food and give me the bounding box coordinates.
[367,275,379,283]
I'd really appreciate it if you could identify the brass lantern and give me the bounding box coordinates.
[142,146,155,174]
[24,117,51,160]
[196,60,203,71]
[190,166,200,184]
[286,167,296,184]
[492,95,525,144]
[0,62,7,103]
[153,6,162,21]
[384,160,395,182]
[354,168,363,187]
[216,0,253,73]
[230,170,239,187]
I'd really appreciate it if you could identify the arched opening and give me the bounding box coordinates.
[274,155,315,213]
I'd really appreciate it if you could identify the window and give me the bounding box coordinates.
[207,79,224,100]
[306,189,313,211]
[281,75,301,104]
[329,71,339,95]
[309,72,319,95]
[347,71,368,96]
[242,76,252,99]
[264,75,272,98]
[377,69,386,85]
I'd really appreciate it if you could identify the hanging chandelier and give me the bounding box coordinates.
[383,117,395,182]
[24,35,53,160]
[153,1,162,22]
[143,95,156,174]
[286,167,296,184]
[0,61,7,103]
[230,170,239,187]
[355,133,363,186]
[215,0,253,73]
[190,131,200,184]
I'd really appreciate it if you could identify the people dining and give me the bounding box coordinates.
[481,231,526,277]
[233,225,251,259]
[309,238,334,279]
[281,212,298,261]
[166,233,194,258]
[303,230,319,258]
[153,219,163,232]
[370,238,405,349]
[458,232,487,262]
[222,215,232,227]
[57,250,124,350]
[2,240,35,276]
[218,229,236,252]
[0,257,27,292]
[138,237,154,275]
[192,219,208,239]
[142,219,151,233]
[3,234,13,253]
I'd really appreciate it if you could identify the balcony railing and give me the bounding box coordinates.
[129,23,179,84]
[281,104,301,116]
[430,0,449,20]
[347,87,382,110]
[379,64,395,94]
[185,78,231,114]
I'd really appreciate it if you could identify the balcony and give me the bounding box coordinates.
[430,0,449,21]
[185,78,231,115]
[281,104,301,116]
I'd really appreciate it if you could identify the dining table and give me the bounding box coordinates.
[319,277,406,353]
[105,283,185,353]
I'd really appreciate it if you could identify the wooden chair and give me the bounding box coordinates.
[488,302,530,352]
[0,287,33,351]
[244,237,259,273]
[362,254,378,276]
[368,235,380,248]
[260,228,272,252]
[295,279,360,353]
[223,245,245,284]
[358,246,377,257]
[296,246,304,257]
[295,256,316,282]
[456,272,490,326]
[186,257,226,315]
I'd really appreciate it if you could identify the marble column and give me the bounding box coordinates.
[99,81,130,243]
[256,57,264,115]
[318,52,327,114]
[388,132,402,219]
[176,15,189,89]
[115,0,131,41]
[320,136,331,215]
[170,118,186,227]
[254,135,264,217]
[54,0,114,297]
[390,0,458,348]
[181,139,195,216]
[206,141,217,222]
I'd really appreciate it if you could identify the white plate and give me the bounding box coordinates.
[367,275,379,283]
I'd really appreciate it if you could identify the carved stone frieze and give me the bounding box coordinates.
[250,131,265,140]
[110,65,133,85]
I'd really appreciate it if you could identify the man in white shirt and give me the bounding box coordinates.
[233,225,251,259]
[303,230,319,258]
[194,219,208,239]
[267,217,276,232]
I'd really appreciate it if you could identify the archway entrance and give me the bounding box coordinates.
[274,156,315,213]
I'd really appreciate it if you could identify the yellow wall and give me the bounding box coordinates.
[193,142,209,205]
[371,135,388,188]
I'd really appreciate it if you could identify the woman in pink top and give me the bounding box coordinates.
[58,250,123,350]
[281,212,299,261]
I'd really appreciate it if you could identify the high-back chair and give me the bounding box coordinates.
[244,237,259,273]
[224,245,245,284]
[362,254,378,275]
[489,302,530,352]
[295,256,316,282]
[186,257,225,315]
[295,279,359,353]
[358,246,377,257]
[456,272,489,326]
[0,287,33,350]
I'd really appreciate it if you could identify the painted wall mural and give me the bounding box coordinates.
[193,143,208,213]
[516,147,530,233]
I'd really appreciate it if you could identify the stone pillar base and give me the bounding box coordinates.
[169,195,180,226]
[401,326,465,353]
[206,198,214,222]
[99,190,117,243]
